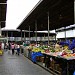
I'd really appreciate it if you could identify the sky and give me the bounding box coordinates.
[5,0,40,29]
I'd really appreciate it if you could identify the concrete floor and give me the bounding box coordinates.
[0,51,52,75]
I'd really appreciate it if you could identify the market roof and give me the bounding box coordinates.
[17,0,73,31]
[56,24,75,32]
[25,32,56,37]
[1,30,56,37]
[0,0,7,3]
[0,0,7,28]
[1,21,6,28]
[1,29,20,37]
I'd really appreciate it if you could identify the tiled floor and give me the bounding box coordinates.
[0,51,52,75]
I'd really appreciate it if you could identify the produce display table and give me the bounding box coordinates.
[43,52,75,75]
[23,45,75,75]
[31,52,43,63]
[57,55,75,75]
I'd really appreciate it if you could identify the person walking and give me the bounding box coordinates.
[5,43,8,51]
[11,43,15,55]
[9,42,11,50]
[1,42,4,50]
[17,44,20,55]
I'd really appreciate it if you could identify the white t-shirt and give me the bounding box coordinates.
[1,43,4,49]
[17,45,20,48]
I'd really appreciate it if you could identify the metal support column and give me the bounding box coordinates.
[24,30,26,43]
[11,32,13,37]
[64,27,66,41]
[47,12,50,46]
[0,22,1,36]
[21,30,22,42]
[55,29,57,42]
[7,31,8,43]
[29,26,30,43]
[35,20,37,44]
[11,32,14,41]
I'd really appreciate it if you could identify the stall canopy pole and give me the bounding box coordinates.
[0,22,1,36]
[24,30,26,43]
[48,12,50,46]
[64,27,66,41]
[35,20,37,44]
[29,26,31,43]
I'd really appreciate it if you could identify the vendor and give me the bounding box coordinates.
[55,42,60,49]
[54,41,63,52]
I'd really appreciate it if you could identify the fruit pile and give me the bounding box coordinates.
[61,53,75,58]
[32,47,45,53]
[0,50,3,55]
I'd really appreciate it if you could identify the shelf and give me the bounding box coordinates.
[36,62,59,75]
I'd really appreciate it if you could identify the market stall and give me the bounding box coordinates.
[0,0,7,55]
[17,0,74,75]
[23,32,56,59]
[17,0,73,45]
[24,44,75,75]
[42,52,75,75]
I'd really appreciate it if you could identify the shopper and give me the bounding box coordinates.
[1,42,4,50]
[8,42,11,50]
[17,44,20,55]
[5,43,8,51]
[11,43,15,55]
